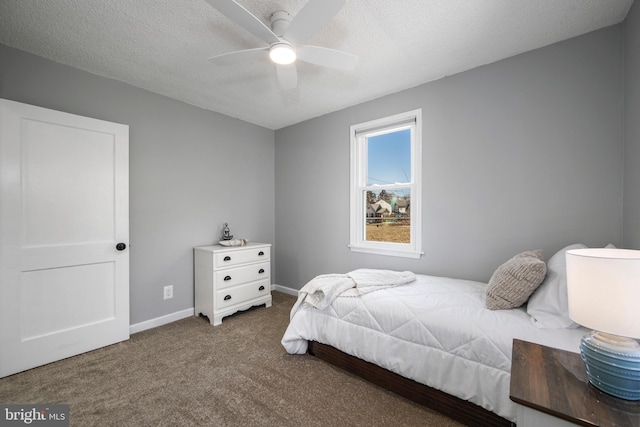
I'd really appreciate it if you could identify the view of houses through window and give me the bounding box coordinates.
[365,128,411,243]
[366,189,410,243]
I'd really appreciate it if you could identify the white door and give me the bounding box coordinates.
[0,99,129,378]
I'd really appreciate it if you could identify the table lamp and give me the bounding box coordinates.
[566,248,640,400]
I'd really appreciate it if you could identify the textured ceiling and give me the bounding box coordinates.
[0,0,634,130]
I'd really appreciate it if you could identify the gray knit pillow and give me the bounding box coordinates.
[485,250,546,310]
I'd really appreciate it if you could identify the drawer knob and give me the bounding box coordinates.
[224,275,232,281]
[258,251,264,256]
[224,295,231,301]
[223,256,231,261]
[258,268,265,274]
[259,285,265,291]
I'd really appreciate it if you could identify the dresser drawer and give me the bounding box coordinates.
[214,262,270,290]
[215,280,270,309]
[214,246,270,268]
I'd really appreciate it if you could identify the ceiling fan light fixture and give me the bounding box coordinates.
[269,43,296,65]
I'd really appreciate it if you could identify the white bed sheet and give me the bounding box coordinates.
[281,274,589,422]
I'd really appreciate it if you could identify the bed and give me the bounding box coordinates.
[281,246,591,426]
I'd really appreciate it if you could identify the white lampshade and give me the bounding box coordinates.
[269,43,296,65]
[566,248,640,339]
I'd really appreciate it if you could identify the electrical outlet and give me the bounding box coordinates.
[163,285,173,300]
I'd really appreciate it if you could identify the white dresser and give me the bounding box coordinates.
[194,243,272,326]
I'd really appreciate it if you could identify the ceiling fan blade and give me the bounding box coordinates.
[206,0,279,45]
[276,64,298,90]
[283,0,345,45]
[209,47,269,65]
[296,45,358,70]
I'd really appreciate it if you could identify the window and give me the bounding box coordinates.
[349,109,422,258]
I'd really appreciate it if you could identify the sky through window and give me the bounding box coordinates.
[367,129,411,186]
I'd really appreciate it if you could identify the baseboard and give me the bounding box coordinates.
[130,307,195,334]
[130,286,297,334]
[272,284,299,296]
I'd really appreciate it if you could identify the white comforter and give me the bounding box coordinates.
[281,274,588,422]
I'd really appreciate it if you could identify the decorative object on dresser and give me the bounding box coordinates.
[221,222,233,240]
[510,339,640,427]
[219,239,248,247]
[194,243,271,326]
[566,248,640,400]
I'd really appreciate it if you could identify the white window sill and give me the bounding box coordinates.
[348,245,423,259]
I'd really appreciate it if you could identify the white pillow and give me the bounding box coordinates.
[526,244,586,329]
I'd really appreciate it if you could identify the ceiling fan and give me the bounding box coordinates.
[205,0,358,90]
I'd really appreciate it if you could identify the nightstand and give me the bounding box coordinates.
[194,243,272,326]
[510,339,640,426]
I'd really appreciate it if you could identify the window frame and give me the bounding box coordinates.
[349,109,423,259]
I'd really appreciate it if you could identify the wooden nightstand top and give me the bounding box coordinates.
[510,339,640,427]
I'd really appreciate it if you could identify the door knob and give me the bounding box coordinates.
[116,243,127,251]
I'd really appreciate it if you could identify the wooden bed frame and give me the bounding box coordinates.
[308,341,514,427]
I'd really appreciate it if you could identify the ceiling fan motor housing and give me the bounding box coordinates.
[269,11,296,64]
[270,11,293,37]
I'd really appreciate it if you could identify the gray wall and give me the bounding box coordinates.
[1,16,633,318]
[0,44,276,325]
[275,25,624,289]
[624,2,640,249]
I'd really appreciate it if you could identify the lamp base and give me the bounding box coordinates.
[579,331,640,400]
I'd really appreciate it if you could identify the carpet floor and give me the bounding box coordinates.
[0,291,462,426]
